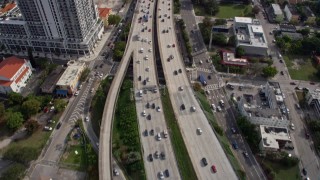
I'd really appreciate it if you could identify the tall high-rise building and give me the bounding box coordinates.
[0,0,103,56]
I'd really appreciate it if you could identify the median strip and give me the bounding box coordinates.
[160,88,197,180]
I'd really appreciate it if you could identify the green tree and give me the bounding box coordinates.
[108,14,121,26]
[113,41,126,61]
[214,19,227,25]
[0,163,26,180]
[5,112,24,130]
[202,16,213,27]
[228,35,236,46]
[237,116,260,152]
[3,146,38,165]
[21,99,41,118]
[235,46,245,57]
[53,99,67,113]
[7,92,23,106]
[0,102,5,120]
[25,119,40,135]
[79,67,90,82]
[262,66,278,77]
[298,28,311,36]
[211,33,227,46]
[205,0,219,16]
[252,5,260,14]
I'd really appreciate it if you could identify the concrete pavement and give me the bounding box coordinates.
[157,0,237,179]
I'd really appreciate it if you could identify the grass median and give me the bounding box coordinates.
[160,88,197,180]
[195,90,246,180]
[112,79,146,180]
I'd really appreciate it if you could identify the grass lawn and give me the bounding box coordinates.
[61,145,86,170]
[194,5,207,16]
[161,89,197,180]
[216,4,253,18]
[284,55,320,81]
[264,160,300,180]
[195,91,246,180]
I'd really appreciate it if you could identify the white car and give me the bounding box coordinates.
[139,48,144,53]
[113,168,119,176]
[211,104,216,111]
[156,106,161,112]
[142,110,146,116]
[163,130,168,138]
[144,55,149,60]
[167,44,171,48]
[74,91,79,96]
[217,106,222,112]
[148,48,152,52]
[191,106,196,112]
[44,126,52,131]
[85,116,89,122]
[146,67,150,72]
[156,133,162,141]
[159,171,164,179]
[290,123,295,130]
[179,86,184,91]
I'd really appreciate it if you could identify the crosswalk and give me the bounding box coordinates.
[204,84,220,90]
[196,67,211,73]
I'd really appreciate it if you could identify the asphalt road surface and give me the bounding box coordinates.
[156,0,237,179]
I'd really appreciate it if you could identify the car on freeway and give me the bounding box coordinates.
[290,82,297,85]
[179,86,184,91]
[156,106,161,112]
[178,69,182,73]
[172,43,175,47]
[217,106,222,112]
[211,104,216,111]
[148,29,151,32]
[138,76,142,81]
[74,91,79,96]
[243,151,249,158]
[155,151,160,158]
[208,75,211,79]
[163,130,168,138]
[149,153,153,161]
[202,157,208,166]
[279,59,283,63]
[191,106,196,112]
[160,151,166,159]
[85,116,89,122]
[280,71,284,75]
[211,165,217,173]
[167,44,171,48]
[181,104,185,110]
[142,110,146,116]
[174,70,178,75]
[164,169,170,177]
[144,129,148,136]
[113,168,119,176]
[146,102,150,108]
[310,82,315,85]
[152,103,155,109]
[232,142,239,149]
[170,55,174,59]
[302,168,307,175]
[100,63,104,68]
[159,171,164,179]
[156,133,162,141]
[197,128,203,135]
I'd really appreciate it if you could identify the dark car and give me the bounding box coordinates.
[146,102,150,108]
[94,65,98,69]
[160,152,166,159]
[143,80,147,85]
[56,122,62,129]
[152,103,156,109]
[178,69,182,73]
[202,157,208,166]
[138,76,142,81]
[150,129,154,135]
[279,59,283,63]
[302,168,307,175]
[290,82,297,85]
[280,71,284,75]
[305,131,310,139]
[208,75,211,80]
[232,142,238,149]
[147,114,151,120]
[164,169,170,177]
[144,129,148,136]
[174,70,178,75]
[310,82,315,85]
[149,154,153,162]
[181,104,185,110]
[100,64,104,68]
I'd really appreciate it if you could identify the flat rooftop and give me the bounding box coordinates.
[260,125,291,149]
[234,17,252,24]
[221,51,248,66]
[56,61,84,86]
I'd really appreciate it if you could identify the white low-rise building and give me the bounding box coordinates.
[233,17,268,56]
[0,56,33,94]
[306,90,320,118]
[259,125,291,152]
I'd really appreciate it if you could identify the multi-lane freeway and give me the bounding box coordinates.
[132,0,181,179]
[156,0,237,179]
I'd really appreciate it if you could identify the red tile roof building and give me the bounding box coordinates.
[0,2,17,15]
[98,8,112,27]
[0,56,33,94]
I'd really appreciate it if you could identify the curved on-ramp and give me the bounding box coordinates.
[98,7,140,180]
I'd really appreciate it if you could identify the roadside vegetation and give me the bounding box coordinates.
[177,19,192,57]
[91,76,113,136]
[237,116,300,179]
[60,120,98,179]
[160,88,197,180]
[173,0,181,14]
[112,79,146,179]
[193,85,246,180]
[113,23,131,61]
[79,68,91,82]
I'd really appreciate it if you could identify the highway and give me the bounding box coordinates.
[99,0,180,179]
[132,0,181,179]
[156,0,237,179]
